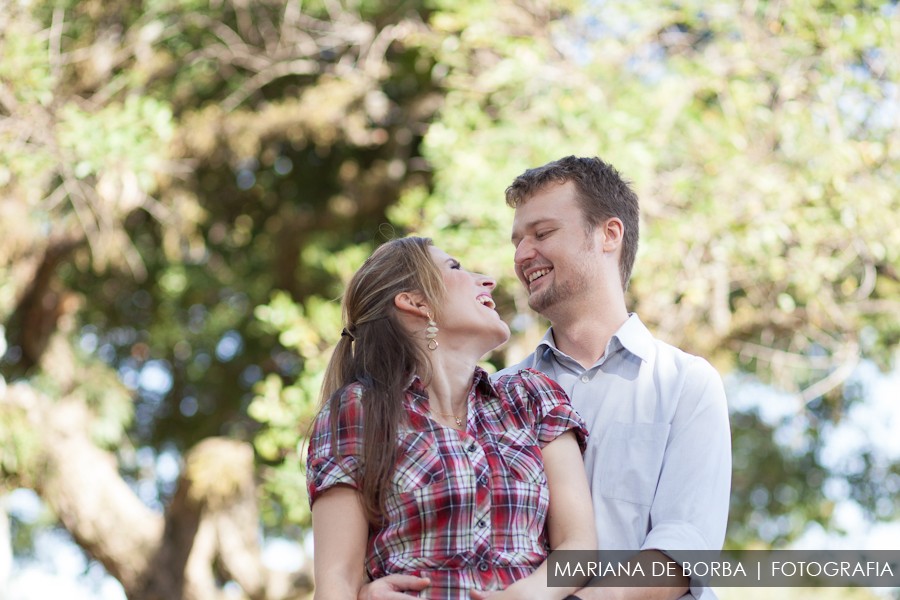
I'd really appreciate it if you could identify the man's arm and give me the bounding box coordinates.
[576,550,689,600]
[582,359,731,600]
[644,358,730,599]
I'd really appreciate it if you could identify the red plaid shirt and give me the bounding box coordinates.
[307,367,587,599]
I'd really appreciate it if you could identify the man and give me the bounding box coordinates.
[498,155,731,600]
[359,156,731,599]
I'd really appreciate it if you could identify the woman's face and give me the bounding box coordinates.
[428,246,510,353]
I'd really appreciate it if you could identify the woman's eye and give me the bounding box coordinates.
[450,261,461,270]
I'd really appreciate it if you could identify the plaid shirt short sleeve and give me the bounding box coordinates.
[306,383,366,504]
[306,369,587,599]
[495,367,589,452]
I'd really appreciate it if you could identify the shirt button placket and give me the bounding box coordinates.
[467,440,492,566]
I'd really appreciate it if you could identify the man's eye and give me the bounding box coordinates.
[536,230,552,240]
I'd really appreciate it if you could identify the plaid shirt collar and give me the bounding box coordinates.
[405,366,495,413]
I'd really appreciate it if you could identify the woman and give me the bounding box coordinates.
[306,237,595,599]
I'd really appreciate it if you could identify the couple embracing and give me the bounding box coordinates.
[306,156,731,600]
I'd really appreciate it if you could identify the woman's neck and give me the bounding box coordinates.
[424,350,479,418]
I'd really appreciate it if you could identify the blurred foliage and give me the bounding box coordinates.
[1,0,898,575]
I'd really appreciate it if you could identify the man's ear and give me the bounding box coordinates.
[394,291,429,318]
[600,217,624,253]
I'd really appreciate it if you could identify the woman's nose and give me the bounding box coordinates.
[477,274,496,290]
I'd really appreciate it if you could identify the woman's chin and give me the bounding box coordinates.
[484,325,511,353]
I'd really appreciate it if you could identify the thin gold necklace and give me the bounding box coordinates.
[434,410,465,427]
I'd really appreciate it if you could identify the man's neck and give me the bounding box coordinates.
[548,304,629,370]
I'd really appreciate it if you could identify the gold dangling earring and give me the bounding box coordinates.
[425,315,439,351]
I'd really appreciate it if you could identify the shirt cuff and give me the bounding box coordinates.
[642,521,717,600]
[306,454,361,505]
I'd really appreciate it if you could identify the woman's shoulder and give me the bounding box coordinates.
[308,381,371,458]
[493,367,575,421]
[493,367,563,394]
[488,368,566,417]
[312,381,367,432]
[323,380,367,409]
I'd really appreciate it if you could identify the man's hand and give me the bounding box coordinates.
[357,574,431,599]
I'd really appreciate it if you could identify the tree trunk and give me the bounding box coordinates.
[1,239,312,599]
[3,383,313,600]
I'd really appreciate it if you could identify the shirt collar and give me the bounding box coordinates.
[535,313,653,366]
[405,366,495,402]
[611,313,654,362]
[471,366,496,395]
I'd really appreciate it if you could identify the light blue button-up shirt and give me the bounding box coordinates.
[495,314,731,599]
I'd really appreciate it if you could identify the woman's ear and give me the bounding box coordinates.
[394,291,429,318]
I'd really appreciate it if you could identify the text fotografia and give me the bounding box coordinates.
[548,550,900,588]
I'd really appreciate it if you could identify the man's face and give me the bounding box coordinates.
[510,181,599,317]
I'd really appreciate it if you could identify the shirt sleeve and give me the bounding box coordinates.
[641,356,731,597]
[306,384,366,506]
[517,368,589,452]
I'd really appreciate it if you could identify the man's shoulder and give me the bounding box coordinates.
[492,353,541,381]
[624,318,723,395]
[640,334,726,411]
[648,335,720,376]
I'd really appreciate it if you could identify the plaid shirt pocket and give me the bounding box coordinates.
[495,428,547,486]
[392,431,446,491]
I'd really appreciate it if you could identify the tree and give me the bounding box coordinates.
[1,0,440,596]
[254,0,900,550]
[408,0,900,546]
[1,0,898,597]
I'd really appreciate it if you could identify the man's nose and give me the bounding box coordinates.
[514,239,535,266]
